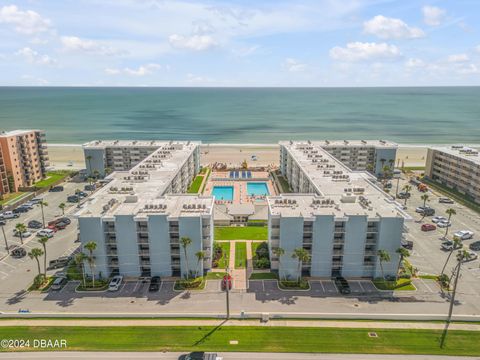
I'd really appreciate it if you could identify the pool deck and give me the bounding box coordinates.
[204,171,276,204]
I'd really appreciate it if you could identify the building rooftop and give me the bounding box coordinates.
[278,141,408,218]
[77,141,207,218]
[83,140,192,149]
[312,139,397,148]
[0,129,44,137]
[430,146,480,165]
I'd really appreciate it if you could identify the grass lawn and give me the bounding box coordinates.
[187,175,204,193]
[216,242,230,269]
[373,278,416,291]
[66,262,83,281]
[235,242,247,269]
[205,272,226,280]
[34,170,72,188]
[215,226,268,240]
[402,166,426,172]
[277,174,292,193]
[0,191,28,205]
[249,272,278,280]
[1,326,479,355]
[174,277,205,291]
[419,274,439,280]
[423,178,480,214]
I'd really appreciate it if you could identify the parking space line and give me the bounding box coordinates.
[420,279,433,293]
[318,280,325,292]
[262,280,265,292]
[358,281,365,292]
[159,280,164,291]
[133,280,141,292]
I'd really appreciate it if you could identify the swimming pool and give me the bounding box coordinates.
[247,182,269,196]
[212,186,234,201]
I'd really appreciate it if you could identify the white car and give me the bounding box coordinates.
[13,229,32,238]
[437,221,451,228]
[432,216,447,224]
[37,229,55,238]
[1,211,20,219]
[454,230,474,240]
[108,275,123,291]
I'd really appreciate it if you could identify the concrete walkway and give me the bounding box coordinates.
[1,319,480,331]
[229,241,247,291]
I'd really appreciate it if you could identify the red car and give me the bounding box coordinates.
[47,224,58,232]
[421,223,436,231]
[222,275,232,291]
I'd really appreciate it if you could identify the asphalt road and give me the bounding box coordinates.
[0,352,475,360]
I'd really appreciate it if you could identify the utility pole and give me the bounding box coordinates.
[1,224,8,253]
[440,252,463,348]
[225,265,230,320]
[395,176,401,197]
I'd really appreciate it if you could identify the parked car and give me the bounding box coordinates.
[50,276,68,291]
[384,182,393,189]
[441,240,463,251]
[401,239,413,250]
[334,276,351,294]
[410,178,421,186]
[415,206,435,216]
[67,195,79,203]
[13,206,29,214]
[23,201,35,207]
[49,186,64,192]
[10,246,26,258]
[0,211,20,219]
[37,229,55,238]
[397,192,411,199]
[29,198,43,204]
[469,241,480,251]
[75,190,88,198]
[58,217,71,225]
[437,221,451,228]
[148,276,161,292]
[108,275,123,291]
[417,183,428,192]
[0,220,5,226]
[421,223,436,231]
[84,184,96,191]
[454,230,474,240]
[439,197,454,204]
[13,229,32,238]
[179,352,222,360]
[46,224,59,232]
[28,220,43,229]
[47,256,72,270]
[463,251,478,262]
[432,216,447,223]
[222,274,232,291]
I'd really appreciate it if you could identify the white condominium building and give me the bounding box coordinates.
[425,146,480,205]
[77,141,213,278]
[83,140,201,177]
[272,141,409,280]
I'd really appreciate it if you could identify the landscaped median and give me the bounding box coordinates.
[0,326,479,355]
[214,226,268,240]
[373,278,416,291]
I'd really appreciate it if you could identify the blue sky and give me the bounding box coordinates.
[1,0,479,86]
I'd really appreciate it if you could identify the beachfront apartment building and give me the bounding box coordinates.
[272,141,409,280]
[83,140,180,177]
[315,140,398,177]
[425,146,480,205]
[77,141,213,277]
[0,130,49,194]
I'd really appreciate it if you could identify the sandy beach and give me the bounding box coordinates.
[48,143,430,171]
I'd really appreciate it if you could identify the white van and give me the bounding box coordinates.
[108,275,123,291]
[37,229,55,238]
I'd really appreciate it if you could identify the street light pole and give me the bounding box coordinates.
[225,265,230,320]
[1,225,8,253]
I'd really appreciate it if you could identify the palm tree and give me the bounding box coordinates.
[377,249,391,281]
[382,165,391,187]
[395,247,410,282]
[38,200,48,227]
[402,184,412,206]
[93,169,100,179]
[440,236,462,278]
[75,252,88,287]
[84,241,97,287]
[180,237,192,279]
[195,250,205,278]
[38,236,49,276]
[86,155,92,174]
[1,223,9,253]
[15,223,27,245]
[28,247,44,278]
[291,248,311,282]
[272,247,285,279]
[105,167,112,175]
[58,202,66,215]
[87,177,94,187]
[420,194,430,220]
[444,208,456,238]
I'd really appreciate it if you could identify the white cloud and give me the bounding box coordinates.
[447,54,469,63]
[105,63,161,76]
[0,5,51,35]
[61,36,124,56]
[363,15,424,39]
[15,47,56,65]
[329,42,401,62]
[21,74,49,85]
[422,6,446,26]
[284,58,307,72]
[169,34,217,51]
[475,45,480,53]
[405,58,425,68]
[456,64,479,75]
[186,73,215,84]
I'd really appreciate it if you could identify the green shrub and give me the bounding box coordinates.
[254,257,270,269]
[255,241,269,259]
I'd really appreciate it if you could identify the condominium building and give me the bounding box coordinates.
[293,140,398,177]
[0,130,49,194]
[425,146,480,205]
[272,141,409,279]
[77,141,212,278]
[83,140,183,177]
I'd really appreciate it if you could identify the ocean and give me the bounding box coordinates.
[0,87,479,144]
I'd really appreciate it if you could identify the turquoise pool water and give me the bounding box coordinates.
[212,186,234,201]
[247,182,269,196]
